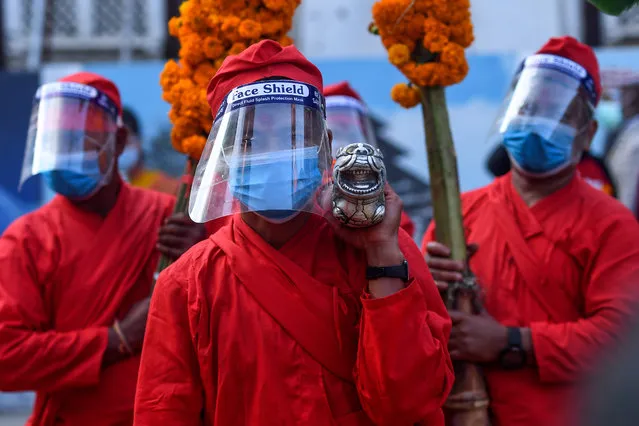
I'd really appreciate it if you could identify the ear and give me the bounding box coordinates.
[115,126,129,157]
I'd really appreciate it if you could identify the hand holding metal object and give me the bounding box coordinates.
[332,142,387,228]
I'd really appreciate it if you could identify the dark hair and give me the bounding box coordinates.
[122,106,141,137]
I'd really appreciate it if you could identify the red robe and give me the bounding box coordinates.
[0,183,174,426]
[421,172,639,426]
[134,215,453,426]
[577,154,616,197]
[400,211,416,238]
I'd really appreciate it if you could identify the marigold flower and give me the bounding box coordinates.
[229,42,247,56]
[238,19,263,39]
[193,62,217,87]
[388,44,411,66]
[182,135,208,160]
[203,36,225,60]
[391,83,421,108]
[168,17,182,37]
[179,33,206,66]
[160,60,181,92]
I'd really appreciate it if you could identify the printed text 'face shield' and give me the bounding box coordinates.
[487,54,595,147]
[326,95,378,157]
[20,81,119,190]
[189,80,333,223]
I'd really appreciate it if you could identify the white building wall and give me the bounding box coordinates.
[295,0,586,58]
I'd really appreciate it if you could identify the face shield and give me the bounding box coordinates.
[189,80,333,224]
[487,54,596,176]
[20,82,119,198]
[326,95,378,157]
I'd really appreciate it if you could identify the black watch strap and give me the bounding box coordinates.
[499,327,527,370]
[507,326,522,348]
[366,260,409,282]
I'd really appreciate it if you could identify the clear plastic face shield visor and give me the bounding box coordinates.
[19,81,120,191]
[325,95,378,157]
[189,80,333,224]
[487,54,596,176]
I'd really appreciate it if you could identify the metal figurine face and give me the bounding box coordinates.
[332,142,386,228]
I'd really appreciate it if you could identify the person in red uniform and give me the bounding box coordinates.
[324,80,416,238]
[422,37,639,426]
[0,72,207,426]
[134,40,453,426]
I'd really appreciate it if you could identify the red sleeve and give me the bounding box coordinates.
[531,215,639,383]
[134,264,203,426]
[0,221,108,392]
[400,211,416,239]
[355,231,453,426]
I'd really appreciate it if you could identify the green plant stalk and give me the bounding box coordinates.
[419,85,490,425]
[152,157,197,291]
[419,86,467,289]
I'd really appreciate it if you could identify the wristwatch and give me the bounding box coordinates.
[366,260,409,282]
[499,327,527,370]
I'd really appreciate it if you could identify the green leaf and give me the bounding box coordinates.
[588,0,638,15]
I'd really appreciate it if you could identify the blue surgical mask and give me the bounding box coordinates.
[42,169,103,199]
[229,148,323,223]
[502,117,577,175]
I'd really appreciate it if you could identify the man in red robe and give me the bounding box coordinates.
[0,72,207,426]
[134,40,453,426]
[324,81,416,238]
[422,37,639,426]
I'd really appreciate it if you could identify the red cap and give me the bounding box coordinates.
[206,40,324,116]
[536,36,601,105]
[58,72,122,117]
[323,81,363,102]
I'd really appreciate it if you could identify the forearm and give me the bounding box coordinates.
[365,240,406,299]
[0,326,109,392]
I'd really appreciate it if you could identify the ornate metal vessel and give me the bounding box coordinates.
[332,142,386,228]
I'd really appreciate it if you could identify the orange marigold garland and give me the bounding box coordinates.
[160,0,302,160]
[371,0,474,108]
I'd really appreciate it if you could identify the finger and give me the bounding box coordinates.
[159,223,192,236]
[449,310,466,323]
[426,257,465,272]
[426,241,451,257]
[165,214,195,226]
[156,244,184,259]
[383,184,403,209]
[430,269,464,283]
[434,280,448,292]
[157,234,188,247]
